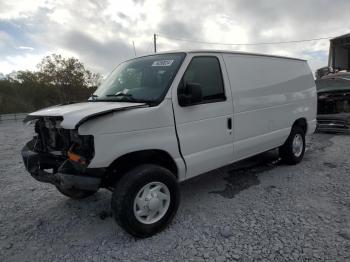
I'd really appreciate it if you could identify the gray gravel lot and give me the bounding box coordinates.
[0,121,350,262]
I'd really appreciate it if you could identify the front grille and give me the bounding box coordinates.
[34,118,71,153]
[34,118,94,161]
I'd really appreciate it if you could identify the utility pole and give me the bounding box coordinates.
[153,33,157,53]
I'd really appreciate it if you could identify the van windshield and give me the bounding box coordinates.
[92,53,186,104]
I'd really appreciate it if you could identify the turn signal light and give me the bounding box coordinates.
[68,150,86,165]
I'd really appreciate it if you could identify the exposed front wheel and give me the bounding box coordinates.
[56,186,97,199]
[279,126,306,164]
[111,164,180,238]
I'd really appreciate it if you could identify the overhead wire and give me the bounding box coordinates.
[157,33,334,46]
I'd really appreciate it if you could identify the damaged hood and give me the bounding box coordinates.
[316,72,350,93]
[24,101,147,129]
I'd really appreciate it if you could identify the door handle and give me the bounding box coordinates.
[227,117,232,130]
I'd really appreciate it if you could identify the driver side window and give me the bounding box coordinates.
[182,56,226,103]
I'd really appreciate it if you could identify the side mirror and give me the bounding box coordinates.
[178,82,202,106]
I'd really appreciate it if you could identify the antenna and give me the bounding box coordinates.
[132,41,137,57]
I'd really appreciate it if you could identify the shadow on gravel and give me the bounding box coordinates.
[99,210,113,220]
[306,133,334,153]
[211,150,281,199]
[211,133,336,199]
[323,162,337,168]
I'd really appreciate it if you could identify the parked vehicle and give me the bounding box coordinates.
[22,50,316,237]
[316,73,350,132]
[315,66,331,79]
[315,33,350,132]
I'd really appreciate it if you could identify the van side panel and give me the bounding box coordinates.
[223,54,316,161]
[78,99,187,181]
[170,53,235,179]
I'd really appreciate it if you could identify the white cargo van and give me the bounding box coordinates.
[22,50,317,237]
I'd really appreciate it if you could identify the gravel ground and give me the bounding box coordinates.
[0,121,350,262]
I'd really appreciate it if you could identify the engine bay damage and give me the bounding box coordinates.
[22,117,103,191]
[33,117,94,164]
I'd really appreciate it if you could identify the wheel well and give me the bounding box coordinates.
[292,118,307,134]
[105,150,178,186]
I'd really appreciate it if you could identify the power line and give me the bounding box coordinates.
[158,33,334,46]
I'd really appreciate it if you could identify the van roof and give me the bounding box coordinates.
[151,50,306,62]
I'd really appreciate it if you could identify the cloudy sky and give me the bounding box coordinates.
[0,0,349,76]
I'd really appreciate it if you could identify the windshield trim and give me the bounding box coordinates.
[91,52,187,106]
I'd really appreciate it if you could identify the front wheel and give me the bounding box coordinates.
[111,164,180,238]
[279,126,306,165]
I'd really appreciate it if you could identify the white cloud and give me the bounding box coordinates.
[203,16,249,46]
[0,52,49,74]
[0,0,349,75]
[49,8,72,25]
[18,46,34,51]
[0,0,51,19]
[0,31,14,48]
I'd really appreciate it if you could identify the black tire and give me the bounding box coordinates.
[111,164,180,238]
[56,186,97,199]
[279,126,306,165]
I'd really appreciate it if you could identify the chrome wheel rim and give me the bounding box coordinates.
[133,182,171,224]
[292,134,303,157]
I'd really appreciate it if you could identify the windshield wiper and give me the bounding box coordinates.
[89,93,151,104]
[89,94,98,101]
[105,93,149,103]
[106,93,135,101]
[106,93,133,98]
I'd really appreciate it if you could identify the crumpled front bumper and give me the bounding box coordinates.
[316,114,350,133]
[21,141,103,191]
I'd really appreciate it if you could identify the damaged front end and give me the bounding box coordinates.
[315,33,350,133]
[316,74,350,133]
[22,117,102,191]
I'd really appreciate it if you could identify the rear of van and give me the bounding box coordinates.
[222,52,317,161]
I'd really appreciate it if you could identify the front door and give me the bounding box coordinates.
[172,54,234,178]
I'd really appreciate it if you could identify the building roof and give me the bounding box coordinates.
[331,33,350,41]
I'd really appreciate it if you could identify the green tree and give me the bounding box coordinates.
[36,54,102,103]
[37,54,101,87]
[0,54,103,114]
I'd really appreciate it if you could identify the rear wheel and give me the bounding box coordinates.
[279,126,306,164]
[111,164,180,238]
[56,186,97,199]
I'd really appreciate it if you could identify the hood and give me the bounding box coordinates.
[24,101,147,129]
[316,75,350,93]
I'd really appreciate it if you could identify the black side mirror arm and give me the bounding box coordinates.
[178,82,202,106]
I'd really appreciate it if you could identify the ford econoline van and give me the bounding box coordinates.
[22,50,317,237]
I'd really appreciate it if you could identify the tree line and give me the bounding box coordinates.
[0,54,102,114]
